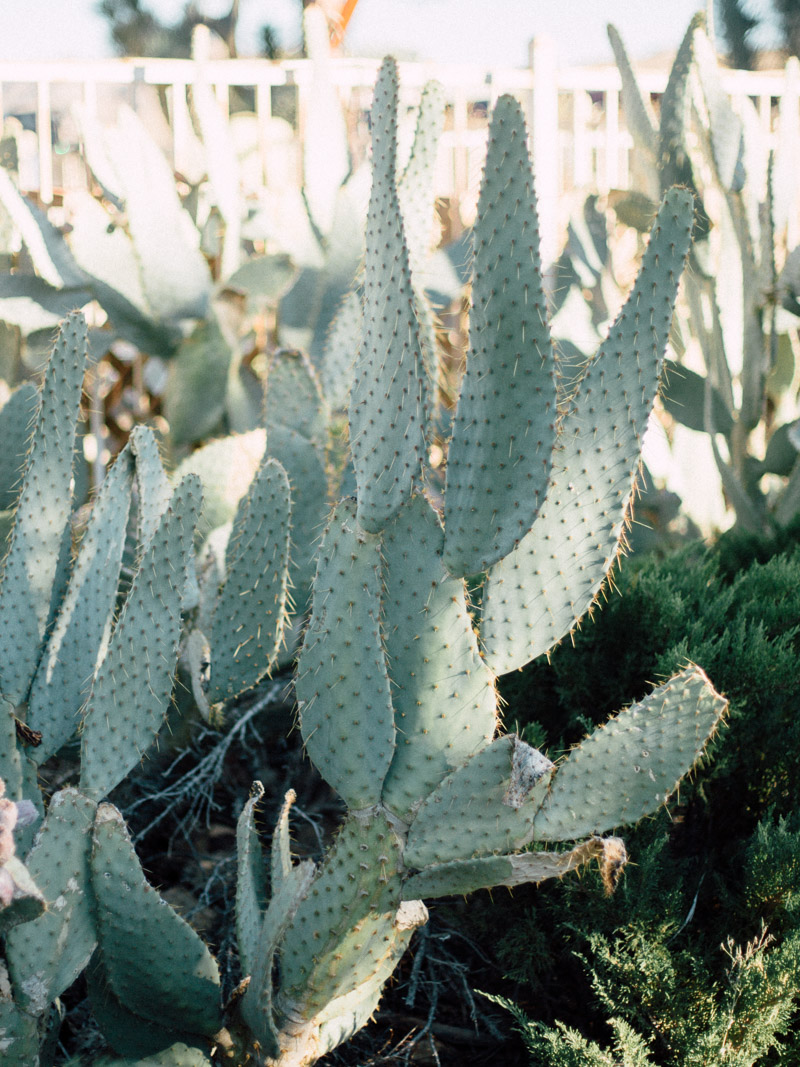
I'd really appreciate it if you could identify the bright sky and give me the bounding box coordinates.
[0,0,781,67]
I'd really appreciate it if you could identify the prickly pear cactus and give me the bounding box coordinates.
[217,59,727,1067]
[0,312,291,1064]
[610,14,800,534]
[0,57,728,1067]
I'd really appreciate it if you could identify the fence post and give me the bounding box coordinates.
[170,81,191,174]
[36,80,53,205]
[604,87,620,192]
[529,35,559,268]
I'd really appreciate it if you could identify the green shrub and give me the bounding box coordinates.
[479,534,800,1065]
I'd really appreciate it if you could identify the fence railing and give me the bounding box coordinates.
[0,38,797,263]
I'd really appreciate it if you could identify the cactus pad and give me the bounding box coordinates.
[533,666,727,841]
[91,804,222,1037]
[403,837,627,898]
[380,495,497,819]
[0,382,37,512]
[277,810,408,1015]
[264,421,328,616]
[235,782,268,979]
[0,311,87,703]
[443,95,558,577]
[80,476,200,799]
[28,447,134,763]
[349,57,426,533]
[397,80,445,275]
[207,456,291,704]
[480,188,694,674]
[86,951,211,1061]
[404,734,554,868]
[265,348,329,443]
[297,499,395,808]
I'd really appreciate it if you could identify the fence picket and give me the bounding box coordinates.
[0,43,795,254]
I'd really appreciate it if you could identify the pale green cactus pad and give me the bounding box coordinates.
[207,454,291,704]
[80,476,200,799]
[276,811,406,1012]
[235,781,269,980]
[0,311,87,703]
[349,58,426,533]
[443,94,558,577]
[403,837,628,899]
[265,348,329,444]
[90,804,222,1038]
[403,734,554,868]
[480,187,694,675]
[532,665,726,841]
[28,447,134,763]
[297,499,395,809]
[380,494,497,819]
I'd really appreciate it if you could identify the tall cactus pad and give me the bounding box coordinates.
[658,15,703,190]
[298,912,424,1062]
[380,495,497,819]
[443,95,558,577]
[86,945,213,1061]
[244,793,319,1053]
[297,500,395,809]
[265,422,328,616]
[607,25,657,148]
[6,789,97,1015]
[207,456,291,704]
[533,666,727,841]
[79,476,200,799]
[397,79,446,275]
[349,57,426,533]
[28,448,134,763]
[239,794,317,1058]
[321,288,362,411]
[235,782,268,979]
[0,311,87,703]
[481,188,694,674]
[90,805,222,1038]
[130,426,173,548]
[404,735,554,868]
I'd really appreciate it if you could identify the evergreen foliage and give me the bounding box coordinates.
[477,535,800,1065]
[717,0,758,68]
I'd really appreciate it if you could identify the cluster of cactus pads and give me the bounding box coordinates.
[0,58,727,1067]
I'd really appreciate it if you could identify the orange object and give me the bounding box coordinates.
[330,0,360,48]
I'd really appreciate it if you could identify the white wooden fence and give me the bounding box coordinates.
[0,38,796,264]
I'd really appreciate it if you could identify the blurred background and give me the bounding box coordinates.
[0,0,780,65]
